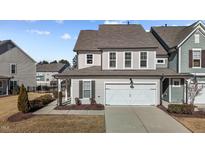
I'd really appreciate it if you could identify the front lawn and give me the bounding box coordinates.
[0,93,105,133]
[174,116,205,133]
[0,115,105,133]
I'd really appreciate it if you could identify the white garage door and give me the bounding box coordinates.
[105,83,157,105]
[194,84,205,104]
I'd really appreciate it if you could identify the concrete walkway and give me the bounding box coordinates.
[33,100,104,116]
[105,106,190,133]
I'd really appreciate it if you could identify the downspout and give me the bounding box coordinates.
[160,73,165,105]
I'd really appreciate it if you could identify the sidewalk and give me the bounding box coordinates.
[33,100,104,116]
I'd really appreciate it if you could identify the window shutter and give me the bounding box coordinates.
[79,80,83,99]
[202,50,205,68]
[91,80,95,98]
[189,50,192,68]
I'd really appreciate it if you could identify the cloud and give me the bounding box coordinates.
[104,20,127,24]
[186,23,192,26]
[55,20,64,24]
[74,36,78,40]
[26,29,51,35]
[171,24,178,26]
[145,29,150,32]
[61,33,71,40]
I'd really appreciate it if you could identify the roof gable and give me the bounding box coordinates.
[36,63,68,72]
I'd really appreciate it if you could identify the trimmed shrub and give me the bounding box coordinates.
[17,84,30,113]
[29,94,55,111]
[53,91,58,99]
[90,98,96,105]
[75,97,81,105]
[168,104,195,114]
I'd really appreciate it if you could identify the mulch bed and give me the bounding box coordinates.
[157,105,205,118]
[7,112,34,122]
[55,104,105,110]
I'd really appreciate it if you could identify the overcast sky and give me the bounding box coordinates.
[0,20,197,63]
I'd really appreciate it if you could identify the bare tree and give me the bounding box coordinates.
[188,75,203,104]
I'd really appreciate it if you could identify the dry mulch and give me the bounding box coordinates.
[55,104,105,110]
[7,112,34,122]
[157,105,205,118]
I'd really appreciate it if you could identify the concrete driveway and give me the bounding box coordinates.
[105,106,190,133]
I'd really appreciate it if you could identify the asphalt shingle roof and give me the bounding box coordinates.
[57,66,191,77]
[36,63,68,72]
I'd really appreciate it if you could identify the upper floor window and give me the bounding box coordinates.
[157,59,165,64]
[86,54,93,64]
[10,64,17,74]
[140,52,147,68]
[83,81,91,98]
[109,52,116,68]
[172,79,181,87]
[124,52,132,68]
[195,34,200,43]
[36,75,45,81]
[193,49,201,68]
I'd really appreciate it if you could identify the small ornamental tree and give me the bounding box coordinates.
[188,76,203,104]
[17,84,30,113]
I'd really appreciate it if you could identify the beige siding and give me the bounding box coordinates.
[102,50,157,70]
[0,47,36,87]
[78,51,101,69]
[71,78,160,105]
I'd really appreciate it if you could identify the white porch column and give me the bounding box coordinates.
[58,79,61,92]
[65,79,68,101]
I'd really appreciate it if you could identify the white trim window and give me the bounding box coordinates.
[83,81,91,98]
[192,49,201,68]
[109,52,116,68]
[86,54,93,64]
[156,58,165,64]
[194,34,200,44]
[140,52,147,68]
[172,79,181,87]
[10,64,17,74]
[124,52,132,68]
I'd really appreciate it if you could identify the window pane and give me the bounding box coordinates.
[11,64,16,74]
[125,61,131,67]
[140,61,147,67]
[193,59,200,67]
[84,90,91,98]
[83,81,91,90]
[109,52,116,68]
[157,60,164,63]
[0,81,2,87]
[87,54,93,64]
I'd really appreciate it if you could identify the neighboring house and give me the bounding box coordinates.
[56,21,205,106]
[0,40,36,96]
[36,63,69,88]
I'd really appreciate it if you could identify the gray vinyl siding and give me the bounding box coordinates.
[78,51,101,69]
[180,31,205,73]
[169,52,178,72]
[71,78,160,105]
[170,79,184,103]
[156,58,168,68]
[102,50,156,70]
[162,86,169,102]
[0,47,36,88]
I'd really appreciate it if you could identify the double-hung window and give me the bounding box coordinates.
[86,54,93,64]
[125,52,132,68]
[109,52,116,68]
[83,81,91,98]
[140,52,147,68]
[193,49,201,68]
[10,64,17,74]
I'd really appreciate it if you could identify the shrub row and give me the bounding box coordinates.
[167,104,195,114]
[29,94,55,112]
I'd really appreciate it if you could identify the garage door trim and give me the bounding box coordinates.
[104,81,158,106]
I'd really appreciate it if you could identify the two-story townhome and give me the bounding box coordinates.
[152,20,205,104]
[36,63,69,89]
[0,40,36,96]
[56,23,193,105]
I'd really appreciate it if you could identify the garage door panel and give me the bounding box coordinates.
[194,84,205,104]
[105,83,157,105]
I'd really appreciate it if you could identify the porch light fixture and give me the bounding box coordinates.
[130,78,134,89]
